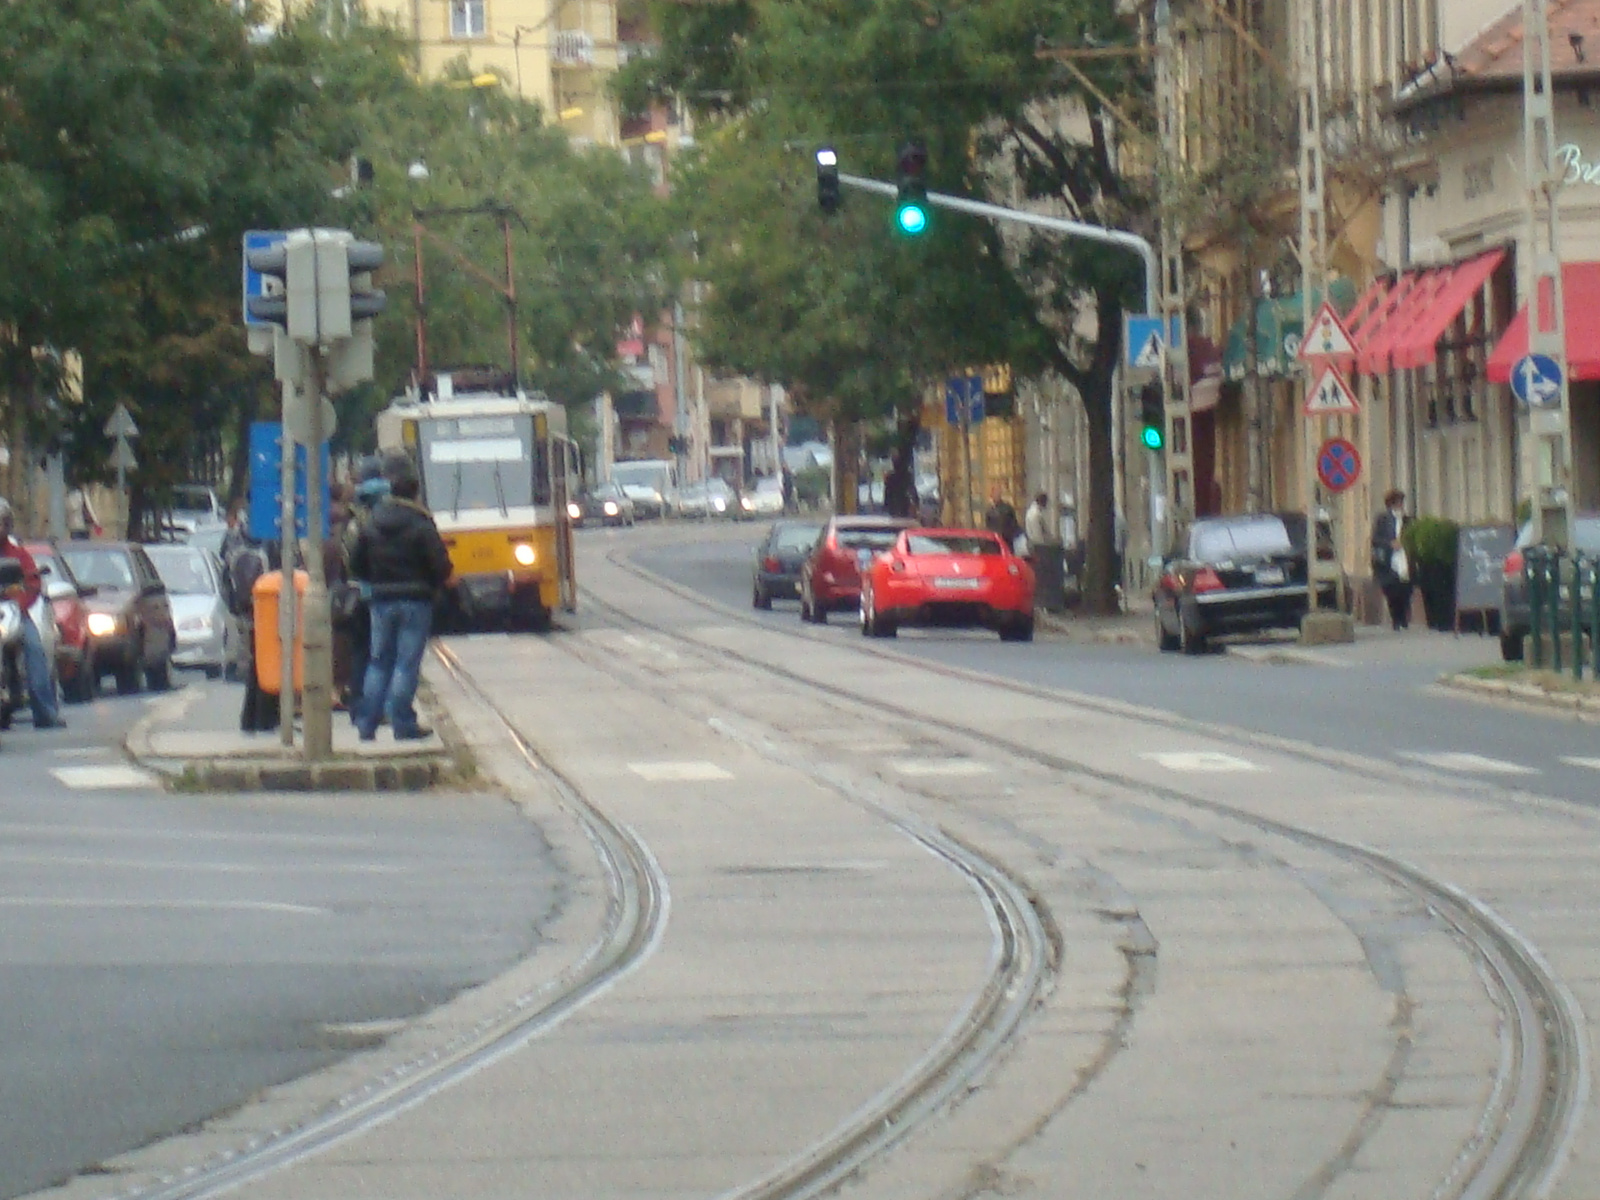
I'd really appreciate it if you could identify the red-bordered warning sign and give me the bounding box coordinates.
[1298,302,1357,363]
[1304,364,1361,416]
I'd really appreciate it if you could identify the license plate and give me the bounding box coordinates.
[1255,566,1285,585]
[933,577,982,590]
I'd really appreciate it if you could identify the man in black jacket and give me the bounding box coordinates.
[350,453,452,741]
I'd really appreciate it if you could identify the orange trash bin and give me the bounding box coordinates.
[252,570,309,696]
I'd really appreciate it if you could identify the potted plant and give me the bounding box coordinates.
[1402,515,1460,630]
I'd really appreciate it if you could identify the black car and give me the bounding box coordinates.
[1154,513,1334,653]
[752,520,824,609]
[1499,513,1600,660]
[575,481,636,528]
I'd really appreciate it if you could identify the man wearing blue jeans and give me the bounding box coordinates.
[0,498,65,730]
[349,454,452,741]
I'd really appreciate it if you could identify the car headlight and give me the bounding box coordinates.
[87,612,120,638]
[566,502,582,520]
[513,543,537,566]
[740,495,755,511]
[712,497,726,512]
[603,501,620,516]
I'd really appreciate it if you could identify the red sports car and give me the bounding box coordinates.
[799,516,917,624]
[25,541,98,702]
[859,528,1036,641]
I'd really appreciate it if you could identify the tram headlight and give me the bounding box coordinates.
[566,502,582,520]
[513,543,537,566]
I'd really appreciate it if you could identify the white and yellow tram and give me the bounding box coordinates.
[377,374,580,629]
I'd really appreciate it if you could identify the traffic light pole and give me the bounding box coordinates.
[301,350,333,762]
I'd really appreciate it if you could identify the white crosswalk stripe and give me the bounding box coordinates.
[1141,751,1262,773]
[50,766,161,790]
[1561,757,1600,771]
[1396,752,1539,775]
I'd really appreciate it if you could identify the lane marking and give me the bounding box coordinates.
[1141,751,1263,773]
[1397,751,1539,775]
[52,747,115,760]
[890,758,993,778]
[0,853,401,874]
[0,823,377,847]
[50,765,160,790]
[0,897,326,915]
[628,761,734,782]
[1561,757,1600,771]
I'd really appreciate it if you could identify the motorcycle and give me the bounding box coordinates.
[0,556,24,738]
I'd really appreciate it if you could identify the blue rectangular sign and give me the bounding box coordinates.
[1125,314,1184,369]
[248,421,329,542]
[945,374,985,425]
[242,229,286,328]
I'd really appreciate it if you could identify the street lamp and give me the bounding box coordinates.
[407,159,430,183]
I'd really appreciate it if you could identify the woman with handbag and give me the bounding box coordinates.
[1370,488,1412,631]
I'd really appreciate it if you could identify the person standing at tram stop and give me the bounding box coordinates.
[0,498,66,730]
[1023,492,1051,562]
[1371,488,1413,631]
[985,484,1022,551]
[349,452,451,742]
[337,457,389,715]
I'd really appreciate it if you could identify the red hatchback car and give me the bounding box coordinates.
[25,542,98,702]
[799,516,917,624]
[859,528,1036,641]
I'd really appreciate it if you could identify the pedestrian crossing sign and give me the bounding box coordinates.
[1125,314,1182,371]
[1303,365,1361,416]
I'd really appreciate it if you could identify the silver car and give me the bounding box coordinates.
[144,544,235,679]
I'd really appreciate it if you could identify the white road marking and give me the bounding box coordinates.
[1141,751,1263,773]
[1561,757,1600,771]
[629,761,734,782]
[890,758,993,778]
[0,853,401,874]
[1397,752,1539,775]
[51,747,115,760]
[0,823,376,847]
[0,897,326,915]
[50,765,160,790]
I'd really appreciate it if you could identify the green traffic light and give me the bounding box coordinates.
[896,202,928,236]
[1141,423,1164,451]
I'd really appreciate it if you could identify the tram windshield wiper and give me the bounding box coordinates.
[450,462,464,519]
[491,460,509,518]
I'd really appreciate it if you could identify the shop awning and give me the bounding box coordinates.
[1355,268,1453,376]
[1221,279,1358,381]
[1390,249,1506,370]
[1487,262,1600,382]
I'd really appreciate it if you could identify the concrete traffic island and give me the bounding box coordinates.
[124,679,463,792]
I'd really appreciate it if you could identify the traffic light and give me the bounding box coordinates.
[1138,383,1165,451]
[816,147,841,215]
[326,235,386,392]
[246,232,317,340]
[894,140,929,236]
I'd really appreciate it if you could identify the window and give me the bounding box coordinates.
[906,534,1003,557]
[450,0,486,39]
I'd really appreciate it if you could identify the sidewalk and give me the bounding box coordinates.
[126,677,458,791]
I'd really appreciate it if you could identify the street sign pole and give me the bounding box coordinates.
[301,350,333,762]
[277,379,298,750]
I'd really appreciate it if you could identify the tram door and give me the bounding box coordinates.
[552,437,577,610]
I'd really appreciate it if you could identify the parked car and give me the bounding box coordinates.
[860,528,1036,641]
[569,481,637,528]
[747,475,787,517]
[1499,513,1600,661]
[752,520,825,609]
[57,542,176,694]
[145,543,234,679]
[800,516,918,623]
[1154,513,1333,654]
[25,542,97,703]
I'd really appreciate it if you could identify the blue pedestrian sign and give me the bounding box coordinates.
[1510,353,1563,408]
[242,230,287,328]
[248,422,329,542]
[1125,314,1184,370]
[945,374,985,425]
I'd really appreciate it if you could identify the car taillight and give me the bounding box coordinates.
[762,556,780,572]
[1503,549,1524,580]
[1192,567,1225,593]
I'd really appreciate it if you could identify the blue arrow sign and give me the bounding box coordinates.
[945,374,985,425]
[242,229,286,328]
[1510,353,1562,408]
[248,422,329,542]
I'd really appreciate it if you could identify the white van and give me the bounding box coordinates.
[611,459,680,519]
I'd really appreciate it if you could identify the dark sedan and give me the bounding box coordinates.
[752,520,824,609]
[573,481,636,528]
[1500,513,1600,660]
[57,542,176,694]
[1155,513,1333,654]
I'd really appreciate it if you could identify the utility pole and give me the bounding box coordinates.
[1523,0,1576,548]
[1155,0,1194,554]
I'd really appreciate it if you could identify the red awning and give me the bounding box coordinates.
[1344,277,1393,340]
[1356,269,1451,375]
[1487,262,1600,382]
[1390,249,1506,370]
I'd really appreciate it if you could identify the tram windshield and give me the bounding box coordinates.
[418,414,550,515]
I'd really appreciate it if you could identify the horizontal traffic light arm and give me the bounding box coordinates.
[836,171,1156,314]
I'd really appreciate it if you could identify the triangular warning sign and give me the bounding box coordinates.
[1303,365,1361,415]
[1298,302,1357,363]
[1132,331,1163,369]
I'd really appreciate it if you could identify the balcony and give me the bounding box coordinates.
[552,30,595,67]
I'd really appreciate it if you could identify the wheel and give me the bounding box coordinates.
[1180,610,1208,656]
[813,600,828,625]
[144,649,174,692]
[115,661,142,696]
[1500,631,1525,662]
[64,652,99,704]
[999,616,1034,642]
[753,583,772,611]
[1156,608,1181,653]
[799,589,814,623]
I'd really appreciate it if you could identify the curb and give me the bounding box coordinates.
[125,686,466,794]
[1036,612,1154,646]
[1438,672,1600,723]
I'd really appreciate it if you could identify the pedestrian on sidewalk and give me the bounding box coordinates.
[1023,492,1051,561]
[65,483,100,540]
[227,533,280,733]
[337,457,388,714]
[984,484,1021,549]
[0,498,66,729]
[349,452,452,742]
[1371,488,1413,631]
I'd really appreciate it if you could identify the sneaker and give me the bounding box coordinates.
[357,727,377,742]
[393,726,433,742]
[33,716,67,731]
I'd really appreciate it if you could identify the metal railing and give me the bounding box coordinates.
[1525,548,1600,680]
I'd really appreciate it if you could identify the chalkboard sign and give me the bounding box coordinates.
[1454,524,1516,616]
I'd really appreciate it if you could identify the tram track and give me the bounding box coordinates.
[579,547,1590,1200]
[105,644,668,1200]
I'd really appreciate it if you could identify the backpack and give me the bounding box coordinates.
[226,544,270,617]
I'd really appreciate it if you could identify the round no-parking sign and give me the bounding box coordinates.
[1316,437,1362,493]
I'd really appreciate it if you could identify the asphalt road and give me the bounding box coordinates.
[626,530,1600,807]
[0,677,563,1200]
